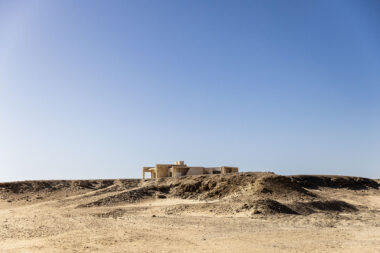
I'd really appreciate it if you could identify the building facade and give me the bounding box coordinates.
[142,161,238,179]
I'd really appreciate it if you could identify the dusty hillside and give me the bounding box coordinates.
[74,173,376,216]
[1,173,379,252]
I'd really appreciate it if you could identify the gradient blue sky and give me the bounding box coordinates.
[1,0,379,181]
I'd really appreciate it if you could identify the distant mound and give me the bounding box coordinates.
[0,179,140,202]
[0,180,112,194]
[77,186,160,208]
[74,172,377,215]
[288,175,379,190]
[1,173,377,216]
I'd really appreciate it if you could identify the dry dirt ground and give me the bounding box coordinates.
[0,172,379,253]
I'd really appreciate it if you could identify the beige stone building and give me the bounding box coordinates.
[142,161,238,179]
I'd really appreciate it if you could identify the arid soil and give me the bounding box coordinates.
[0,172,379,252]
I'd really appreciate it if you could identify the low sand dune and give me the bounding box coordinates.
[0,173,379,252]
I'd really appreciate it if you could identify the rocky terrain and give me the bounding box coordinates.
[1,172,379,252]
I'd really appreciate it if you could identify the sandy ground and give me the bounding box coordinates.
[0,176,379,252]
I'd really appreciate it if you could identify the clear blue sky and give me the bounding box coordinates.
[1,0,379,181]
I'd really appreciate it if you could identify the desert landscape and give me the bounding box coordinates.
[2,1,379,252]
[0,172,379,252]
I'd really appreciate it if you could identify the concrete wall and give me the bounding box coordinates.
[143,162,239,179]
[221,167,239,174]
[156,165,171,178]
[205,167,218,174]
[173,167,189,177]
[187,167,205,175]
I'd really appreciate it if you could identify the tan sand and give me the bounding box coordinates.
[0,173,379,252]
